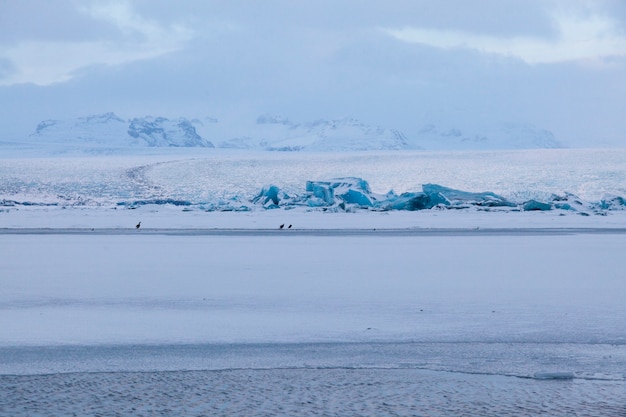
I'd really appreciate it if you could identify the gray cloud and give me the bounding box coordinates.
[0,0,624,147]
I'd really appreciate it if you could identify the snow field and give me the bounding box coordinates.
[2,232,625,348]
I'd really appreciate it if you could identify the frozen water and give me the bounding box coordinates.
[2,342,625,416]
[1,148,626,414]
[2,232,625,347]
[1,149,625,214]
[1,365,624,416]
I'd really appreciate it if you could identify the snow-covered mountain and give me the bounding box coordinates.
[31,113,214,148]
[23,112,563,153]
[411,122,562,150]
[216,115,410,151]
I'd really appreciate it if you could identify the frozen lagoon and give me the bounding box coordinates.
[2,363,625,416]
[1,222,625,416]
[1,149,626,415]
[3,225,626,347]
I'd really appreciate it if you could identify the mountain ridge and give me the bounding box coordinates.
[25,112,563,152]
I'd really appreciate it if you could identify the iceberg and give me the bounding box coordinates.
[598,195,626,211]
[252,185,282,208]
[423,184,515,208]
[329,178,374,207]
[244,180,607,214]
[381,191,447,211]
[522,200,553,211]
[117,199,193,208]
[305,181,336,206]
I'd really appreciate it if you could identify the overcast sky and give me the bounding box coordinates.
[1,0,625,147]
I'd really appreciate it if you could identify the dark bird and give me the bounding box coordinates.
[136,221,141,229]
[288,224,292,229]
[279,224,284,229]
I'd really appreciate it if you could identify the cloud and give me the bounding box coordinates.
[0,0,194,86]
[383,11,626,64]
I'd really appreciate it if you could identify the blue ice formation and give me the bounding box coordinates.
[305,178,374,207]
[117,199,193,208]
[252,185,282,208]
[244,178,626,215]
[4,177,626,215]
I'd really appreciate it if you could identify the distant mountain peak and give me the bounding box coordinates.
[26,113,562,152]
[31,114,214,148]
[221,115,410,151]
[34,119,60,134]
[256,114,292,126]
[77,112,125,125]
[412,121,563,150]
[128,116,213,147]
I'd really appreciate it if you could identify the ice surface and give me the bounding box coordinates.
[2,232,625,346]
[1,148,625,414]
[1,150,625,215]
[2,366,624,416]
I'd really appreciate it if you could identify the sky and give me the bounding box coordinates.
[1,0,625,147]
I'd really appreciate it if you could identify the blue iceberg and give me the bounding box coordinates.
[96,176,625,215]
[252,185,281,208]
[423,183,515,207]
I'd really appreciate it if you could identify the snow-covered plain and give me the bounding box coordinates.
[1,148,626,213]
[1,149,625,415]
[1,148,625,346]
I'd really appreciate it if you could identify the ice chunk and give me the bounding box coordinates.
[598,195,626,211]
[305,181,335,205]
[423,184,515,207]
[117,199,193,208]
[330,177,374,207]
[252,185,281,207]
[522,200,553,211]
[382,192,445,211]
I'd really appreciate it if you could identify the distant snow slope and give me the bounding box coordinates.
[17,113,564,153]
[217,115,410,151]
[411,122,562,150]
[31,113,214,149]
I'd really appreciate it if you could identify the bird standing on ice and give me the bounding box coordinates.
[279,224,284,229]
[136,221,141,229]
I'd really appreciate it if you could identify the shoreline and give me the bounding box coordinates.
[2,226,626,236]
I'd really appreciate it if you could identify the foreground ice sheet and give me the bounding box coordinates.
[2,232,625,348]
[1,230,625,415]
[1,230,625,416]
[1,366,625,416]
